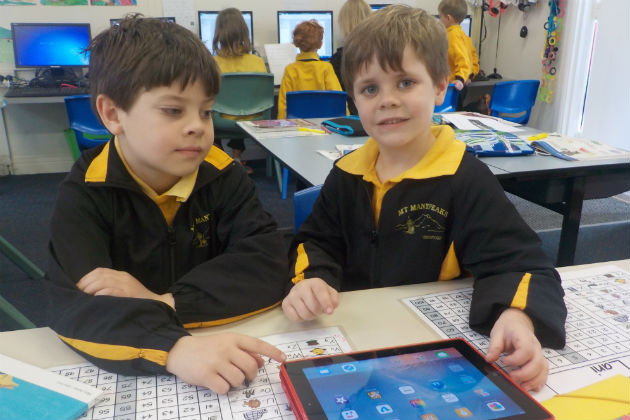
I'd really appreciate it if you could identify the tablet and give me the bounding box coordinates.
[280,338,553,420]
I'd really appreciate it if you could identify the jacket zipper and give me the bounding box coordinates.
[167,226,177,284]
[363,182,379,287]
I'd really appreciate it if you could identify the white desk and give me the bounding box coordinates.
[1,260,627,370]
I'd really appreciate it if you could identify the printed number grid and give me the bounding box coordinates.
[50,334,348,420]
[403,268,630,374]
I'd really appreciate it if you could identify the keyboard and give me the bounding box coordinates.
[5,86,89,98]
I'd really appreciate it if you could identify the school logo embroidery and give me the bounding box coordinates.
[190,213,210,248]
[395,202,447,240]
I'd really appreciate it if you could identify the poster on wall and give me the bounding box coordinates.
[0,0,36,4]
[91,0,136,5]
[40,0,88,4]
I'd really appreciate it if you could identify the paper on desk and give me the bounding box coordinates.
[317,144,364,160]
[263,43,296,85]
[441,112,524,133]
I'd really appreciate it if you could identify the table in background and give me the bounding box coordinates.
[238,119,630,267]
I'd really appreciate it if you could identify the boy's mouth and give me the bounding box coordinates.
[378,117,408,125]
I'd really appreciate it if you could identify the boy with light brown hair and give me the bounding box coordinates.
[283,5,566,392]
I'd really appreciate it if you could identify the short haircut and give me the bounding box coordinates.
[341,5,449,98]
[438,0,468,23]
[338,0,372,38]
[87,14,220,114]
[292,20,324,52]
[213,8,252,57]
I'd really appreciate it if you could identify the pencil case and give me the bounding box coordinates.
[321,116,367,137]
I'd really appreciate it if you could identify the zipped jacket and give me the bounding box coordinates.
[290,128,567,348]
[45,142,287,375]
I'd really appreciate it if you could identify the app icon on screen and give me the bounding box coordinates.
[342,364,357,372]
[455,407,473,417]
[367,389,382,399]
[318,368,331,375]
[376,404,393,414]
[421,414,439,420]
[335,395,349,405]
[341,409,359,419]
[473,388,489,397]
[459,375,476,384]
[487,401,506,412]
[441,392,459,403]
[410,398,426,408]
[430,380,445,390]
[398,385,415,394]
[436,351,450,358]
[448,363,464,372]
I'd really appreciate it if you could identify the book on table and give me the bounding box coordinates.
[241,118,319,132]
[0,353,103,420]
[529,134,630,161]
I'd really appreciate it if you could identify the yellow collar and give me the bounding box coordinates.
[336,125,466,182]
[296,51,320,61]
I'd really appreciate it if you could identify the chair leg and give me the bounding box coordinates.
[273,159,283,192]
[281,167,289,200]
[0,235,45,280]
[63,129,80,161]
[0,294,36,330]
[266,155,272,177]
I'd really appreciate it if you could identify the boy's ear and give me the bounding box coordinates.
[96,94,124,135]
[434,77,449,106]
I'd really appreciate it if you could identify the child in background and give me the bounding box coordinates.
[282,5,566,392]
[213,7,267,175]
[330,0,372,115]
[44,15,287,394]
[277,20,343,119]
[438,0,480,90]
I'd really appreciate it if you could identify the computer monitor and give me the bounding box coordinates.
[110,17,176,26]
[277,11,334,60]
[434,14,472,37]
[11,23,91,68]
[198,11,254,53]
[370,4,390,10]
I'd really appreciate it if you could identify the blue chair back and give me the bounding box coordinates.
[489,80,540,124]
[286,90,347,118]
[293,184,323,233]
[64,94,110,150]
[434,84,459,113]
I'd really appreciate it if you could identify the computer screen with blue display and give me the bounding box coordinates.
[11,23,90,68]
[277,11,334,60]
[198,11,254,53]
[370,4,390,10]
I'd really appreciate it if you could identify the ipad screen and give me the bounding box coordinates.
[301,347,525,420]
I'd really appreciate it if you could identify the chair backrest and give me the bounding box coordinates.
[489,80,540,124]
[286,90,347,119]
[434,84,459,113]
[293,184,323,233]
[212,72,275,135]
[64,94,110,150]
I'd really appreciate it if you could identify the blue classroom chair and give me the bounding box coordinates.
[489,80,540,124]
[64,94,111,160]
[280,91,347,199]
[293,184,322,233]
[434,84,459,113]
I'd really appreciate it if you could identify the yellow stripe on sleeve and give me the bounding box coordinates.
[292,243,309,284]
[57,334,169,366]
[510,273,532,310]
[183,301,281,329]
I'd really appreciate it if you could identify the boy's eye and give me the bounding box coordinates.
[201,110,213,119]
[361,85,378,95]
[161,107,181,116]
[399,79,414,89]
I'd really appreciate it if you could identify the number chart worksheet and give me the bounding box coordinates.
[49,327,351,420]
[402,265,630,402]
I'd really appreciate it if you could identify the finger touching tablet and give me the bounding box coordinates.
[280,338,553,420]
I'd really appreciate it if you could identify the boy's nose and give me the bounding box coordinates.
[378,88,400,108]
[185,115,209,136]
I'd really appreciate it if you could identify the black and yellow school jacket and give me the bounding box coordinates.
[45,141,287,375]
[290,126,567,348]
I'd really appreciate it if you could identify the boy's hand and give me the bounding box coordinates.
[282,277,339,321]
[486,308,548,391]
[453,80,464,90]
[166,333,286,394]
[77,267,174,308]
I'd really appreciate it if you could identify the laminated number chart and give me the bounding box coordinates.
[48,327,351,420]
[402,265,630,401]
